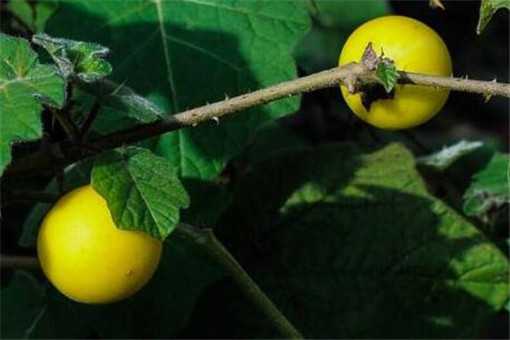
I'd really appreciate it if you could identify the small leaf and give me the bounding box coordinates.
[477,0,510,34]
[417,140,484,171]
[32,33,112,82]
[463,152,509,222]
[375,59,399,93]
[0,33,65,176]
[91,147,189,240]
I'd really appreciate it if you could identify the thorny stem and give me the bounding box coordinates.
[175,223,304,339]
[4,63,510,177]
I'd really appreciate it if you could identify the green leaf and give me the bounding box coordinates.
[417,140,484,171]
[307,0,390,28]
[6,0,58,32]
[376,59,399,93]
[463,152,509,221]
[477,0,510,34]
[0,271,47,339]
[19,160,93,248]
[32,33,112,82]
[213,143,509,338]
[91,147,189,240]
[0,33,65,176]
[46,0,310,179]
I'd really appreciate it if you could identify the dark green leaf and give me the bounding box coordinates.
[296,0,390,73]
[0,271,47,338]
[32,33,112,82]
[463,152,509,222]
[91,147,189,240]
[477,0,510,34]
[213,143,509,338]
[0,33,65,176]
[47,0,310,179]
[376,59,399,93]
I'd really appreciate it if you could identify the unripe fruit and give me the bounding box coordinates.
[339,15,452,129]
[37,185,162,304]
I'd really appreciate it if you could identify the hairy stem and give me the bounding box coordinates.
[175,223,303,339]
[5,63,510,177]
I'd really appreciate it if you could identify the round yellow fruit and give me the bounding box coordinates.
[339,15,452,129]
[37,185,162,304]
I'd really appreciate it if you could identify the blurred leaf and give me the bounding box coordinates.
[32,33,112,82]
[6,0,58,32]
[296,0,390,73]
[376,59,399,93]
[0,271,47,338]
[463,153,509,222]
[418,140,484,171]
[91,147,189,240]
[214,143,509,338]
[19,160,93,248]
[240,120,310,164]
[0,33,65,176]
[307,0,390,28]
[181,179,231,227]
[47,0,310,180]
[477,0,510,34]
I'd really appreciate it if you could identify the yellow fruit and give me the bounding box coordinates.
[339,15,452,129]
[37,185,162,304]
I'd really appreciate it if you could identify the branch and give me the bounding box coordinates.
[175,223,303,339]
[4,63,510,177]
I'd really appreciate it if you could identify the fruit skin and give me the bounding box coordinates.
[339,15,452,130]
[37,185,162,304]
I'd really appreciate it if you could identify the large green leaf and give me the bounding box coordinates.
[46,0,310,179]
[477,0,510,34]
[203,143,509,338]
[463,152,509,223]
[91,146,189,240]
[0,33,65,176]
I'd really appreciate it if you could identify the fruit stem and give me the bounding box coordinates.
[176,223,304,339]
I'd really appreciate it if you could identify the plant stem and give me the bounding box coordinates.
[175,223,304,339]
[51,109,80,143]
[5,63,510,177]
[0,255,40,270]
